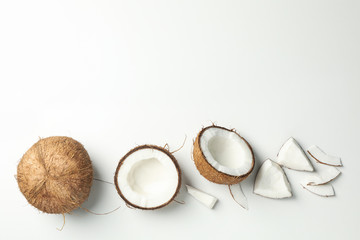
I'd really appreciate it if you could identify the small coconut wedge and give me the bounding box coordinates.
[275,137,314,171]
[186,185,217,209]
[307,145,342,167]
[306,164,341,186]
[228,183,248,209]
[301,181,335,197]
[254,159,292,199]
[114,145,181,210]
[193,126,255,185]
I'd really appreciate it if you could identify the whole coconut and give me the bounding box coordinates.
[17,136,93,214]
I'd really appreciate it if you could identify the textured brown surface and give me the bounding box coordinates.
[193,126,255,185]
[114,145,181,210]
[17,137,93,214]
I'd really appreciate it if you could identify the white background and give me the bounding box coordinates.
[1,0,359,239]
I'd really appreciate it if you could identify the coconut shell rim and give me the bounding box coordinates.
[114,144,182,210]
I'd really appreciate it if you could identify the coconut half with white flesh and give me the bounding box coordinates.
[254,159,292,199]
[114,145,181,210]
[193,126,255,185]
[275,137,314,171]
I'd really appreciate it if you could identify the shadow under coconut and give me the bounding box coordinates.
[72,164,116,217]
[283,168,298,201]
[46,165,113,230]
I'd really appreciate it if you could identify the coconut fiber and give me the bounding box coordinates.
[17,136,93,214]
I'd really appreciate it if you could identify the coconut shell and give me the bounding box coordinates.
[114,145,181,210]
[193,126,255,185]
[17,136,93,214]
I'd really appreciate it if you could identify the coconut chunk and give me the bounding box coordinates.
[229,183,248,209]
[254,159,292,199]
[306,163,341,186]
[301,181,335,197]
[186,185,217,209]
[275,137,314,171]
[114,145,181,210]
[307,145,342,167]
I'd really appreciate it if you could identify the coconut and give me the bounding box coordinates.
[275,137,314,171]
[193,126,255,185]
[114,145,181,210]
[186,185,217,209]
[307,145,342,167]
[253,159,292,199]
[17,136,93,214]
[300,179,335,197]
[304,163,341,186]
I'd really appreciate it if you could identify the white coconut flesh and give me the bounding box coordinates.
[116,148,179,208]
[275,137,314,171]
[186,185,217,209]
[301,179,335,197]
[200,127,253,176]
[307,145,342,167]
[305,163,341,186]
[254,159,292,199]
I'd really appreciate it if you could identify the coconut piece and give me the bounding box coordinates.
[186,185,217,209]
[275,137,314,171]
[228,183,248,209]
[114,145,181,210]
[306,164,341,186]
[301,181,335,197]
[193,126,255,185]
[307,145,342,167]
[17,137,93,214]
[254,159,292,199]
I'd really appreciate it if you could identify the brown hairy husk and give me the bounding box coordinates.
[17,136,93,214]
[193,125,255,185]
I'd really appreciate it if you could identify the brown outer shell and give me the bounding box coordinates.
[193,126,255,185]
[114,145,182,210]
[17,136,93,214]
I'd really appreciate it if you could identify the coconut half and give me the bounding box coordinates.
[254,159,292,199]
[186,185,217,209]
[193,126,255,185]
[275,137,314,171]
[114,145,181,210]
[17,137,93,214]
[307,145,342,167]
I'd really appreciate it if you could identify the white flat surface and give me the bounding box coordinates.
[0,1,359,239]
